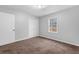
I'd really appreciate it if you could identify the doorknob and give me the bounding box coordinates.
[12,29,15,31]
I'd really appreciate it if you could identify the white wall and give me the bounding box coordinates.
[0,11,39,45]
[0,10,39,45]
[15,12,39,40]
[39,6,79,46]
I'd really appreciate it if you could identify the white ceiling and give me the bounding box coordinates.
[0,5,75,17]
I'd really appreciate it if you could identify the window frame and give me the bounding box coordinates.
[48,16,58,33]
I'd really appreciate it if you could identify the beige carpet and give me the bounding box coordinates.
[0,36,79,54]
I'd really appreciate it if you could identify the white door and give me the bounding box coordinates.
[0,12,15,46]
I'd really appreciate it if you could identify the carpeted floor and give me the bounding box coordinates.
[0,36,79,54]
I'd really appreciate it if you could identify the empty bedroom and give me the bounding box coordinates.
[0,5,79,54]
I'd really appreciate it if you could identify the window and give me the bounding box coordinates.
[48,17,58,33]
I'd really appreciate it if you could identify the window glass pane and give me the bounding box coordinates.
[48,17,58,33]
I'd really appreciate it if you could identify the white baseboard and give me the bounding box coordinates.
[39,35,79,46]
[0,40,15,46]
[0,36,38,46]
[0,35,79,47]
